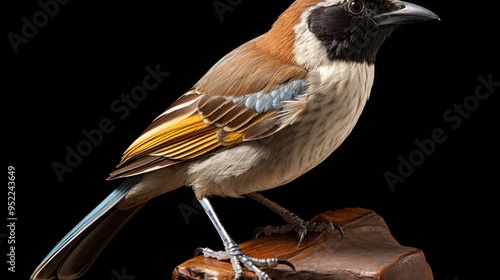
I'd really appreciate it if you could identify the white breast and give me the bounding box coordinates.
[278,60,374,181]
[187,60,374,198]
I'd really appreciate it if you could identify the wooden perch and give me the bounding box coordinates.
[172,208,433,280]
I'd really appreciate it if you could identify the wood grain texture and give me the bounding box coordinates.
[173,208,433,280]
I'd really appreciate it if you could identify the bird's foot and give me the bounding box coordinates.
[253,211,344,247]
[195,240,295,280]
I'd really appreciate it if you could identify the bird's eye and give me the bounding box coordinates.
[348,0,365,15]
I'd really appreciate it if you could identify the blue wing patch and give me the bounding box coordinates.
[231,80,307,113]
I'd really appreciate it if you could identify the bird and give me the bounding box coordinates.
[31,0,439,279]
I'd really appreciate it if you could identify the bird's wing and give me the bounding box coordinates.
[108,38,307,179]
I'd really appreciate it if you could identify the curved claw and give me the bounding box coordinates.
[296,228,307,248]
[194,247,205,257]
[277,259,296,273]
[332,223,344,240]
[252,227,265,239]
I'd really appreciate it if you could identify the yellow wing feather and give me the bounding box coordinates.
[120,114,221,162]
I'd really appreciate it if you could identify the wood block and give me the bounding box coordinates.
[173,208,433,280]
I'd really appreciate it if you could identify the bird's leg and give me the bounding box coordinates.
[196,197,295,280]
[247,192,343,247]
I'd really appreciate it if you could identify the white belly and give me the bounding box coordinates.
[188,61,374,198]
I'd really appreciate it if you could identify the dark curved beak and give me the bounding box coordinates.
[375,1,440,25]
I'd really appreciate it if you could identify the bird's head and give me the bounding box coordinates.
[259,0,439,67]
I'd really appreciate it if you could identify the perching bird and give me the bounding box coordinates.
[31,0,439,279]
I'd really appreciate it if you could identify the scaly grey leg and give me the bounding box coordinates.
[247,192,343,247]
[196,197,295,280]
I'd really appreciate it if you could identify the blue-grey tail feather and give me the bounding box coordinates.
[31,178,142,280]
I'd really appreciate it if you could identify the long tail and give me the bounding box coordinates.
[31,178,145,280]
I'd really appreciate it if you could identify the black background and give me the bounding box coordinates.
[4,0,498,279]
